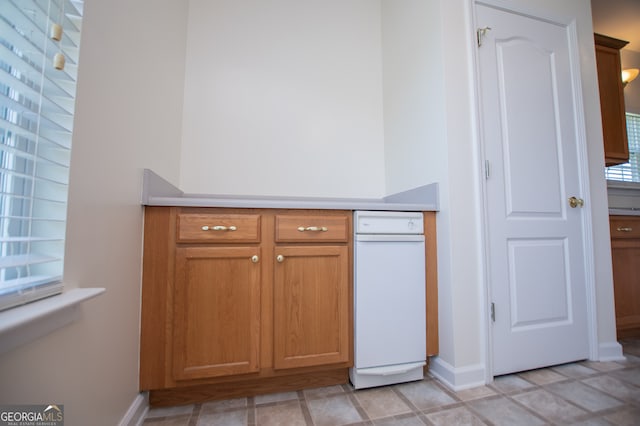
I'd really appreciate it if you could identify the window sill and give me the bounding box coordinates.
[0,288,105,355]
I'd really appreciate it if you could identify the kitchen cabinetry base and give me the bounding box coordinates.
[148,368,349,407]
[617,327,640,340]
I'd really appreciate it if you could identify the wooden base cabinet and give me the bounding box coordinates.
[610,216,640,339]
[140,207,353,404]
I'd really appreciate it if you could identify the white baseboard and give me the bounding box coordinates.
[119,392,149,426]
[428,356,486,391]
[597,341,625,362]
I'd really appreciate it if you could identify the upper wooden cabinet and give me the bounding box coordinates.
[595,33,629,166]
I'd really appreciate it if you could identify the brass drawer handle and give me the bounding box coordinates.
[297,226,328,232]
[201,225,237,231]
[617,227,633,232]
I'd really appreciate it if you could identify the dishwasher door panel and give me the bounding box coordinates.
[354,238,426,369]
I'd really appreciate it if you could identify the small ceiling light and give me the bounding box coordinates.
[622,68,639,87]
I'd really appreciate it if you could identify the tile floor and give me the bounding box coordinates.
[143,339,640,425]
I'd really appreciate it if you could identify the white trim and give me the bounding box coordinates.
[0,287,105,355]
[467,0,494,386]
[428,356,487,391]
[118,393,149,426]
[597,341,625,362]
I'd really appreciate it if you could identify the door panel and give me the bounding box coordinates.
[476,3,589,376]
[498,40,563,217]
[508,239,570,329]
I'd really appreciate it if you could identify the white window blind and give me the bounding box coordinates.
[0,0,83,311]
[605,113,640,182]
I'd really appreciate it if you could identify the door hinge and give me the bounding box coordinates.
[477,27,492,47]
[485,160,490,179]
[491,302,495,322]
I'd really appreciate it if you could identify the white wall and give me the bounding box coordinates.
[621,49,640,114]
[0,0,187,424]
[381,0,447,195]
[180,0,386,198]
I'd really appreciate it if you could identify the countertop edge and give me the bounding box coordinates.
[145,196,438,212]
[609,208,640,216]
[141,169,439,212]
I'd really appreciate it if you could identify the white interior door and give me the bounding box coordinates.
[476,2,590,376]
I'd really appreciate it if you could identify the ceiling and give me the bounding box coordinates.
[591,0,640,52]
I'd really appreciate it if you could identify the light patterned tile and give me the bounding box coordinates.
[197,409,249,426]
[354,387,411,419]
[303,385,346,399]
[512,389,587,423]
[146,405,194,419]
[454,385,497,401]
[255,400,306,426]
[468,396,546,426]
[372,413,427,426]
[142,338,640,426]
[396,380,457,410]
[604,406,640,426]
[567,418,616,426]
[200,398,247,414]
[491,375,536,394]
[306,394,363,426]
[551,363,599,379]
[546,381,624,412]
[581,360,626,372]
[426,406,486,426]
[143,414,192,426]
[583,375,640,402]
[610,367,640,386]
[518,368,567,385]
[254,391,298,405]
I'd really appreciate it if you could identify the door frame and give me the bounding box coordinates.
[471,0,599,382]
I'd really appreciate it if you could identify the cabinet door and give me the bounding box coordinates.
[173,246,261,380]
[611,241,640,337]
[595,34,629,166]
[273,245,351,370]
[610,216,640,338]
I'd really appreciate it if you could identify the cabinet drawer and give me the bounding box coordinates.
[610,216,640,239]
[275,215,349,243]
[177,213,261,243]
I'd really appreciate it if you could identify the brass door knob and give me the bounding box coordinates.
[568,196,584,208]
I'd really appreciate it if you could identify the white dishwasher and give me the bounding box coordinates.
[350,211,426,389]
